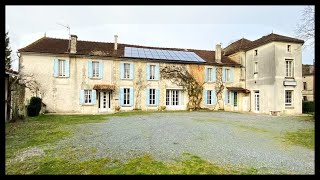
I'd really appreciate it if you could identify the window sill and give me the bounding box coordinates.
[121,105,132,107]
[147,79,159,81]
[147,105,158,107]
[285,77,295,79]
[285,106,294,109]
[56,76,68,78]
[121,78,133,81]
[254,72,258,74]
[82,104,94,106]
[206,81,216,84]
[90,77,102,80]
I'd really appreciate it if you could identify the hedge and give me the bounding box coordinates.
[27,97,42,117]
[302,101,314,113]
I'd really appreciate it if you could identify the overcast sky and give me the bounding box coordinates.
[6,5,314,70]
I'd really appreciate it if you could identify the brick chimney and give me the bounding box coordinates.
[114,35,118,50]
[70,35,77,54]
[215,43,222,63]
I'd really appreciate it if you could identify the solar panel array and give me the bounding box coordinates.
[124,47,206,63]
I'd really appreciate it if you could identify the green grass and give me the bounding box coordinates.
[282,128,314,149]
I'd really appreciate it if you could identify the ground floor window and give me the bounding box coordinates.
[254,91,260,112]
[124,88,130,105]
[166,90,181,106]
[149,89,156,105]
[207,90,212,105]
[285,90,293,107]
[84,90,92,104]
[234,92,238,107]
[303,96,307,101]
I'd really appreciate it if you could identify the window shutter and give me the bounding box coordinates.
[204,90,207,105]
[65,60,70,78]
[120,88,124,106]
[88,60,93,79]
[146,88,150,106]
[54,59,59,77]
[231,91,234,106]
[222,67,226,82]
[155,64,159,80]
[99,61,103,79]
[205,67,209,82]
[92,90,97,105]
[130,63,134,80]
[224,89,228,105]
[80,90,84,105]
[155,89,159,106]
[130,87,134,106]
[146,64,150,80]
[212,89,216,105]
[230,68,234,82]
[212,67,216,82]
[120,63,124,80]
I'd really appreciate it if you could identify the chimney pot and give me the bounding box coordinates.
[70,35,77,54]
[114,35,118,50]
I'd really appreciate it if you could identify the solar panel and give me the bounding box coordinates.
[124,47,206,63]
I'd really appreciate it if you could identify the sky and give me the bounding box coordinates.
[6,6,315,71]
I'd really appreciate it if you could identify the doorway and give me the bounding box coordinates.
[99,91,111,112]
[233,92,238,111]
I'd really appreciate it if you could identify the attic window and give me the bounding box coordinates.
[254,50,258,56]
[287,45,291,52]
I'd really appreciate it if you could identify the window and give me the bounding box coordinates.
[150,65,155,80]
[285,59,294,77]
[303,96,307,101]
[226,69,230,82]
[207,90,212,105]
[92,61,99,78]
[208,68,212,82]
[303,82,307,90]
[149,89,156,105]
[254,62,258,73]
[166,90,181,106]
[287,45,291,52]
[58,60,66,77]
[84,90,92,104]
[124,63,130,79]
[285,90,293,107]
[254,50,258,56]
[124,88,130,105]
[227,91,231,104]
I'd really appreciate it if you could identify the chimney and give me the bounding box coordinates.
[215,43,222,63]
[114,35,118,50]
[70,35,77,54]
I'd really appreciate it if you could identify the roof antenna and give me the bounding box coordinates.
[44,32,46,37]
[57,22,71,50]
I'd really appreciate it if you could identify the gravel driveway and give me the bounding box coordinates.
[55,112,314,174]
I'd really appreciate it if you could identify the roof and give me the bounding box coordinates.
[226,87,250,93]
[18,37,239,66]
[224,33,304,56]
[302,64,314,76]
[93,84,115,90]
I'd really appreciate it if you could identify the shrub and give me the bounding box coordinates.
[27,97,42,117]
[302,101,314,113]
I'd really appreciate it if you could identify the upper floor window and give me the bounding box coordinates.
[254,62,258,74]
[303,82,307,90]
[285,59,294,77]
[59,60,66,77]
[226,69,230,82]
[92,61,99,78]
[150,65,156,80]
[254,49,258,56]
[124,63,130,79]
[208,68,212,82]
[287,45,291,52]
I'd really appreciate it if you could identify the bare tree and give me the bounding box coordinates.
[295,6,315,48]
[134,67,150,109]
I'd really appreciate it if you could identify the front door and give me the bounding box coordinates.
[233,92,238,111]
[99,91,110,112]
[254,91,260,112]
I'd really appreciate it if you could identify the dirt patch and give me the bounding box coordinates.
[10,147,45,163]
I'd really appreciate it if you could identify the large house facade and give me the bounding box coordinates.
[302,64,314,102]
[18,33,304,115]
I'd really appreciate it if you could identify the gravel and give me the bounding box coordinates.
[54,111,314,174]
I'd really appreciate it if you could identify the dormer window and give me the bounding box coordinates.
[287,45,291,52]
[254,49,258,56]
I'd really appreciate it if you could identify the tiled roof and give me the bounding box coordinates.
[226,87,250,93]
[93,84,115,90]
[18,37,239,66]
[224,33,304,56]
[302,64,314,76]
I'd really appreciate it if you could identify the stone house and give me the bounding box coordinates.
[18,33,304,115]
[302,64,314,101]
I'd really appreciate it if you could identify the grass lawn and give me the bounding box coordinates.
[282,128,314,150]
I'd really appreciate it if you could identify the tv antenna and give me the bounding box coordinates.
[57,22,71,50]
